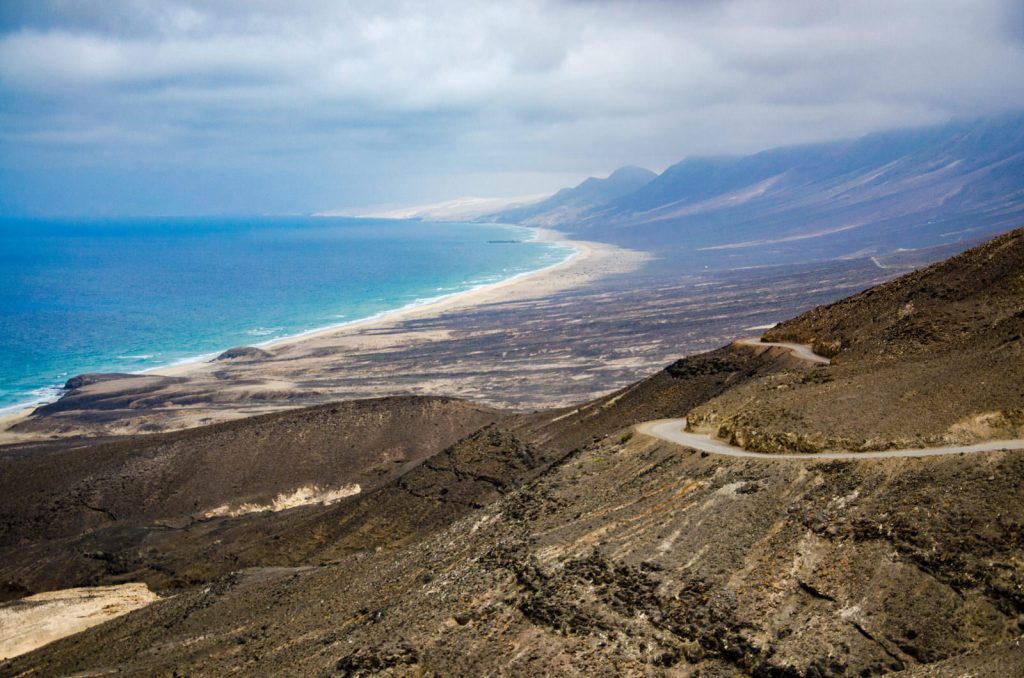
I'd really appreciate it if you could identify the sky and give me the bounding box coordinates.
[1,0,1023,216]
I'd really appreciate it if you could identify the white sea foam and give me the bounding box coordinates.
[245,327,283,336]
[140,351,221,371]
[0,386,65,416]
[30,386,64,399]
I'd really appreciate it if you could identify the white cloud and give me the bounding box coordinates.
[1,0,1023,214]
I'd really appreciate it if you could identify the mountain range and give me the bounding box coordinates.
[485,111,1024,269]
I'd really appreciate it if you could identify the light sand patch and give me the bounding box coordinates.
[0,583,159,660]
[947,410,1023,441]
[317,192,550,221]
[714,481,749,497]
[696,222,864,251]
[203,483,362,518]
[633,174,785,223]
[0,409,36,445]
[216,379,300,400]
[277,329,456,359]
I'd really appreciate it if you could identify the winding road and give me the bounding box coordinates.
[637,339,1024,460]
[638,419,1024,460]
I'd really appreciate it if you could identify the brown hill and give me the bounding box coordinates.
[5,421,1021,676]
[0,397,497,551]
[765,226,1024,361]
[685,227,1024,453]
[0,345,801,601]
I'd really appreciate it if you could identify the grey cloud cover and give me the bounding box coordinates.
[1,0,1023,215]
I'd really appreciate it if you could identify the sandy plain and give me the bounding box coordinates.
[0,230,646,439]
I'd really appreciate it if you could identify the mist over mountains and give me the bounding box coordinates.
[488,166,657,228]
[485,112,1024,269]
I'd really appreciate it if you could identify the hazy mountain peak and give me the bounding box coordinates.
[482,165,655,227]
[608,165,658,181]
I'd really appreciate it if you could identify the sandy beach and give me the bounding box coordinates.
[163,231,630,374]
[153,228,642,378]
[1,229,651,440]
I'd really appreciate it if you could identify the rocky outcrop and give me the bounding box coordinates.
[63,373,135,390]
[213,346,272,361]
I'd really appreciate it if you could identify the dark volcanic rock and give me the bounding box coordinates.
[63,373,136,390]
[214,346,273,361]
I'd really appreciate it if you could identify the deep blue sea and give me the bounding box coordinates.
[0,216,571,412]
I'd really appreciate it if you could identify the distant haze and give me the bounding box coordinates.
[1,1,1023,216]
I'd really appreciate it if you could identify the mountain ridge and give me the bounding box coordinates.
[482,165,656,227]
[486,111,1024,270]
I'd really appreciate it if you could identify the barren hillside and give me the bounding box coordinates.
[686,227,1024,453]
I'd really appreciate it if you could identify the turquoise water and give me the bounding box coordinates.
[0,216,571,412]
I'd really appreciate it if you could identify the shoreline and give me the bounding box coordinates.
[151,227,635,379]
[0,228,647,436]
[238,227,580,354]
[122,226,580,375]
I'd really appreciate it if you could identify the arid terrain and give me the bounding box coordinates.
[1,228,1022,675]
[3,1,1024,674]
[4,241,947,441]
[687,229,1024,453]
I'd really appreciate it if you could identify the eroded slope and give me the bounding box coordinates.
[6,433,1021,676]
[687,227,1024,452]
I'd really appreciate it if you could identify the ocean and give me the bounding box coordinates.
[0,216,572,412]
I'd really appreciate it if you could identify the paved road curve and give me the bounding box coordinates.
[637,420,1024,460]
[637,339,1023,459]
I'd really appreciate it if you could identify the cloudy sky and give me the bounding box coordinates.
[1,0,1023,216]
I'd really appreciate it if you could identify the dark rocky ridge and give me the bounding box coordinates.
[0,397,497,551]
[214,346,273,361]
[5,431,1022,676]
[0,345,800,601]
[763,227,1024,362]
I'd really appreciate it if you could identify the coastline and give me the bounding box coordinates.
[172,227,582,366]
[148,227,638,379]
[1,228,648,439]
